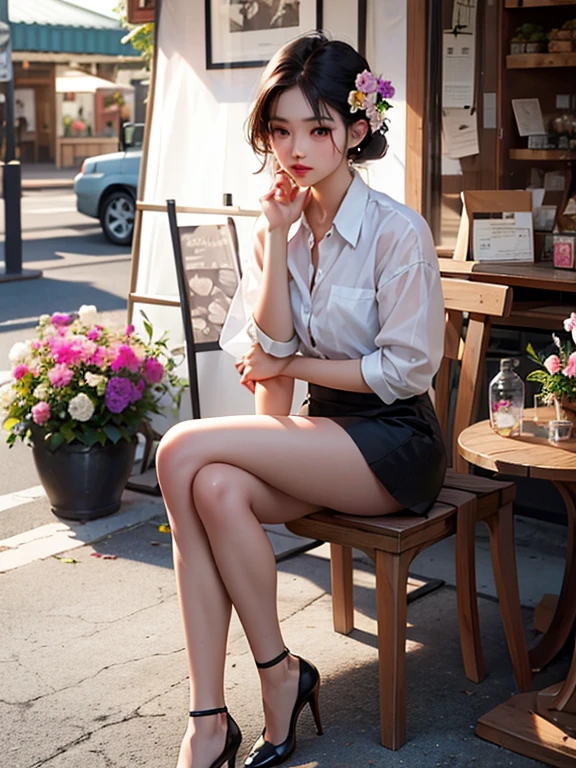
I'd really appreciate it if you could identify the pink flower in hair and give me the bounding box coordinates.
[355,70,378,94]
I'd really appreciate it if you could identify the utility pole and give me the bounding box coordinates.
[0,0,40,283]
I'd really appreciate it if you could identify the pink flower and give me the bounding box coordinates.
[355,70,379,94]
[48,364,74,388]
[111,344,140,373]
[13,363,29,380]
[86,328,101,341]
[48,337,85,367]
[30,340,41,351]
[563,352,576,378]
[87,345,108,369]
[544,354,562,375]
[125,324,135,336]
[51,312,72,327]
[31,401,51,426]
[143,357,164,384]
[564,313,576,332]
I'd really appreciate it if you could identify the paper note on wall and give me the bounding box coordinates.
[442,108,479,158]
[442,32,476,109]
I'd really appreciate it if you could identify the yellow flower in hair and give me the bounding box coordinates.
[347,90,366,113]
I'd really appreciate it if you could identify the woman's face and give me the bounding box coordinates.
[268,86,350,187]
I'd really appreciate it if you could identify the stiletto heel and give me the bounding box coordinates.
[244,648,323,768]
[188,706,242,768]
[307,682,323,735]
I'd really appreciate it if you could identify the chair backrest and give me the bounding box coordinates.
[166,200,242,418]
[436,277,513,473]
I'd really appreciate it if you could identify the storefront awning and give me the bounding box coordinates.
[56,70,135,94]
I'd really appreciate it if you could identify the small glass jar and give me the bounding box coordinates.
[489,358,525,437]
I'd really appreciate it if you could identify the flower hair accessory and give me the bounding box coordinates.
[347,69,395,134]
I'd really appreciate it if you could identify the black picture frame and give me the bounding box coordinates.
[205,0,323,70]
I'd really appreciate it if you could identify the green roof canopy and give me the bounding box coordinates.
[8,0,140,57]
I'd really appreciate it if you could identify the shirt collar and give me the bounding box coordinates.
[288,169,369,248]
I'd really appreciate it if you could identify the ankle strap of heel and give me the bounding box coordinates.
[255,647,290,669]
[189,706,228,717]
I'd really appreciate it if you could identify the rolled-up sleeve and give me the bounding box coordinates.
[360,258,445,405]
[219,257,299,361]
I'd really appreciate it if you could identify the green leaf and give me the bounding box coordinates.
[80,426,99,446]
[526,370,550,383]
[60,422,77,444]
[526,342,542,364]
[103,425,122,444]
[2,417,19,432]
[49,433,64,452]
[143,320,153,341]
[97,429,107,447]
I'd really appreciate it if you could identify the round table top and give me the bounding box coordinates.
[458,408,576,482]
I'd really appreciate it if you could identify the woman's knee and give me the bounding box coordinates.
[156,421,196,479]
[193,463,249,530]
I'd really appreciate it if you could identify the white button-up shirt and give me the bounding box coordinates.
[219,171,445,405]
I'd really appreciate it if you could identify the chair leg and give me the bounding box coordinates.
[375,548,414,750]
[330,544,354,634]
[455,506,485,684]
[484,503,532,692]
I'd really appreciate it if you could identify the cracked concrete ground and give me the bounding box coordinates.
[1,501,571,768]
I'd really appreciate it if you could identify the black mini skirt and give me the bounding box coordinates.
[299,383,447,517]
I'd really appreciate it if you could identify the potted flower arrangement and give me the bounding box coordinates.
[1,305,187,521]
[526,312,576,425]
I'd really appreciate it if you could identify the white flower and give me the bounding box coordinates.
[68,393,95,422]
[85,372,107,395]
[38,314,50,326]
[0,383,17,412]
[78,304,98,326]
[8,341,31,364]
[33,384,49,401]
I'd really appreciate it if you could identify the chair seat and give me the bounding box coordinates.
[442,469,516,520]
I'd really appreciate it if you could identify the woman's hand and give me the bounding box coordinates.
[235,343,293,388]
[259,171,311,233]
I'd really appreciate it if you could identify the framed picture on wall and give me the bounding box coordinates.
[127,0,156,24]
[206,0,323,70]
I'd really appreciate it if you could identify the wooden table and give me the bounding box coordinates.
[438,259,576,331]
[458,411,576,767]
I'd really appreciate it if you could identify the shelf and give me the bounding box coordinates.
[506,0,576,7]
[510,149,576,160]
[507,52,576,68]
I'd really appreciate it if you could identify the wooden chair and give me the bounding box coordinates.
[286,277,532,749]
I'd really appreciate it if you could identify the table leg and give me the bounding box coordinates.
[529,481,576,673]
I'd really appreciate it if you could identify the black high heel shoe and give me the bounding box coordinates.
[244,648,323,768]
[188,706,242,768]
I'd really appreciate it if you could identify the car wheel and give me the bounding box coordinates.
[100,190,135,245]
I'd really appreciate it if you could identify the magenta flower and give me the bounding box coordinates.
[564,352,576,378]
[31,401,51,426]
[48,337,85,367]
[48,364,74,388]
[105,377,134,413]
[125,324,135,336]
[355,70,379,94]
[86,328,101,341]
[544,354,562,375]
[51,312,72,326]
[111,344,140,373]
[86,345,108,369]
[13,363,29,380]
[143,357,164,384]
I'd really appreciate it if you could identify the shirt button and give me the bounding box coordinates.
[317,269,322,277]
[410,357,417,363]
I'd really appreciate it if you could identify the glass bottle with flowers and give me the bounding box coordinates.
[526,312,576,426]
[0,305,187,520]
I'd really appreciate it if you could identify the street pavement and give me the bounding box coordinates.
[0,185,572,766]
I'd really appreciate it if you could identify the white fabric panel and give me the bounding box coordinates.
[365,0,407,202]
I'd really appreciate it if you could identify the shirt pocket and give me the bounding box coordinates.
[324,284,379,354]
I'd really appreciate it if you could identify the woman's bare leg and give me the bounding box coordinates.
[156,414,403,762]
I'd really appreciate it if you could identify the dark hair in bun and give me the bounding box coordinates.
[247,31,389,171]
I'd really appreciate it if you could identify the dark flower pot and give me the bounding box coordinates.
[31,434,137,521]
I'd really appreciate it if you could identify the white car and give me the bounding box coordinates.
[74,123,143,246]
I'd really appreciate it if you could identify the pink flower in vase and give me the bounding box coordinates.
[31,401,51,426]
[544,354,562,375]
[563,352,576,378]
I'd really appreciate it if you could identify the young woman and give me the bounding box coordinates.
[156,31,447,768]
